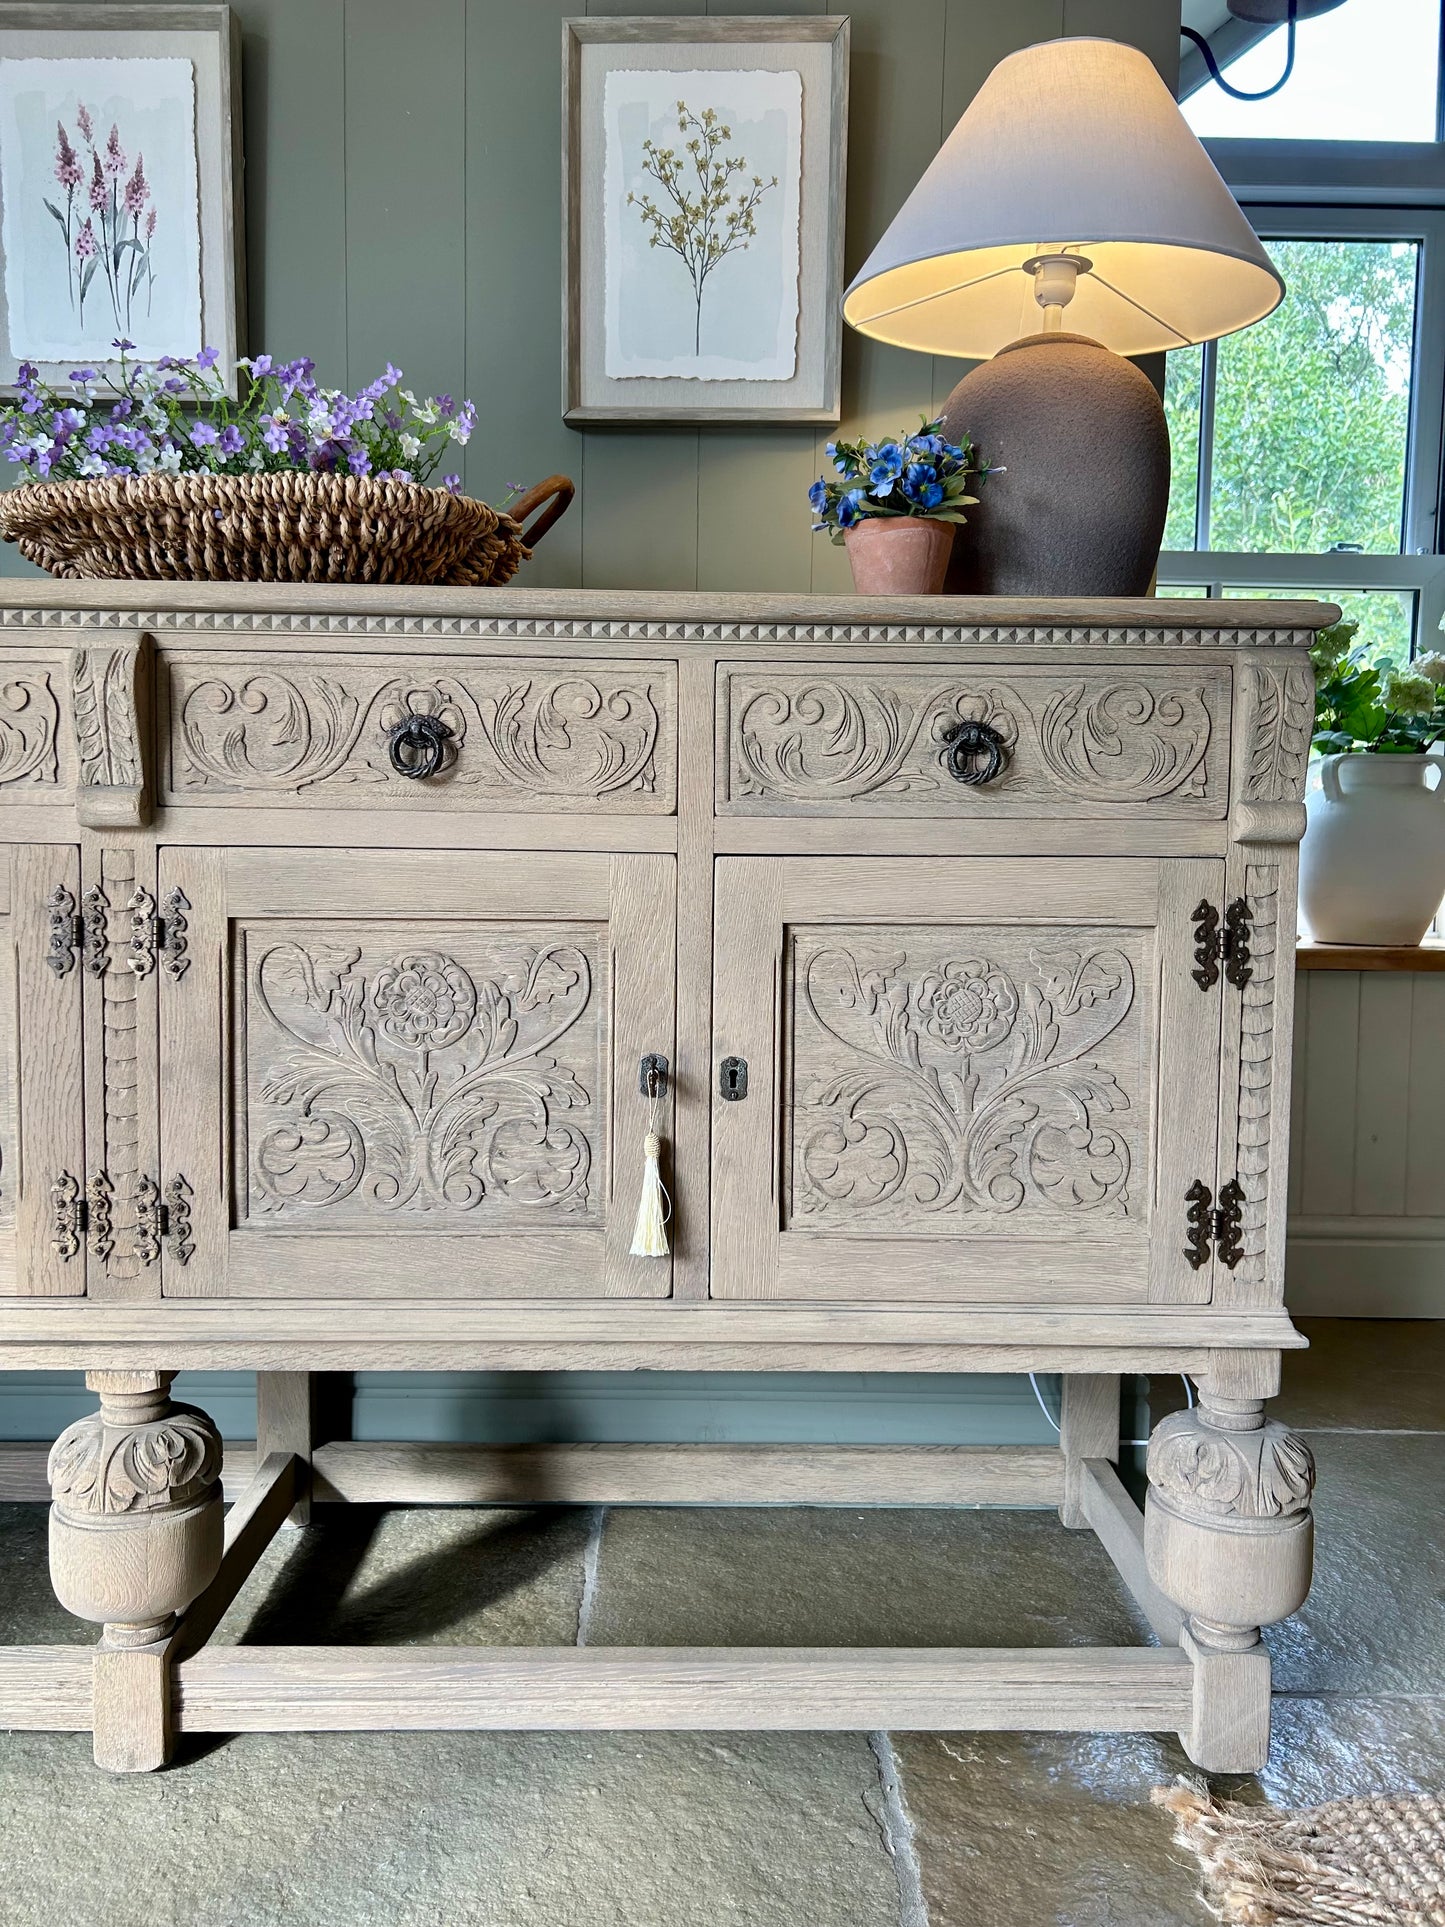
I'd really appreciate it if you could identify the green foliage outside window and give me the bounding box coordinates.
[1163,236,1420,667]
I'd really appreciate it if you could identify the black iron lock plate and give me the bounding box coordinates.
[719,1056,748,1101]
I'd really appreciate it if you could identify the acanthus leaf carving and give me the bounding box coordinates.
[0,672,59,786]
[48,1402,222,1515]
[177,670,365,791]
[729,671,1217,808]
[1243,661,1314,802]
[790,929,1138,1228]
[1147,1408,1315,1520]
[173,661,667,806]
[71,643,144,787]
[1036,681,1211,800]
[246,934,598,1222]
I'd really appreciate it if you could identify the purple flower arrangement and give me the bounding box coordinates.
[809,418,984,543]
[0,343,478,492]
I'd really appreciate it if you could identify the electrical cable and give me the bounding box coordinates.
[1028,1371,1061,1435]
[1182,0,1299,102]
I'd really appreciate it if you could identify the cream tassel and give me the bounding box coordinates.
[630,1126,670,1257]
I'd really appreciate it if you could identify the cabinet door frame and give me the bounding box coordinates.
[158,847,675,1300]
[5,844,87,1297]
[711,855,1224,1306]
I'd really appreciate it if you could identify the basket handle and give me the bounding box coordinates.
[509,474,575,549]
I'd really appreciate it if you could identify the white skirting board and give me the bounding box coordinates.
[1285,1222,1445,1316]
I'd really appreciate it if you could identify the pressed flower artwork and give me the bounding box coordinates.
[565,19,846,420]
[0,56,202,365]
[603,67,802,382]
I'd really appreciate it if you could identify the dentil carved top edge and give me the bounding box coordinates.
[0,606,1320,650]
[1147,1408,1315,1520]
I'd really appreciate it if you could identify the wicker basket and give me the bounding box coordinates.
[0,468,574,585]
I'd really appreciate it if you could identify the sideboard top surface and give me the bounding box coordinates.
[0,581,1335,647]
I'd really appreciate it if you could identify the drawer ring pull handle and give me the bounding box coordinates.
[941,718,1007,787]
[387,711,454,781]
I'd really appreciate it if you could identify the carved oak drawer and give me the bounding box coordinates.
[717,662,1231,817]
[161,653,677,812]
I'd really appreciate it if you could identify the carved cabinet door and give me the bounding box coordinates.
[2,845,87,1296]
[712,856,1225,1305]
[156,848,675,1300]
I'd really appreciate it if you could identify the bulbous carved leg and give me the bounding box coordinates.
[48,1370,223,1770]
[1144,1391,1315,1772]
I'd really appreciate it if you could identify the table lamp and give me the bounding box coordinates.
[842,38,1283,596]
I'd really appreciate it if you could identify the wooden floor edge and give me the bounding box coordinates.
[173,1643,1193,1733]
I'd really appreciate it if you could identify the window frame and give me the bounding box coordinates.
[1158,181,1445,652]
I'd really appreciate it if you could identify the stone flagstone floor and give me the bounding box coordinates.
[0,1318,1441,1927]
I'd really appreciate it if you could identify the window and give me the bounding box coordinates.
[1158,206,1445,663]
[1181,0,1442,144]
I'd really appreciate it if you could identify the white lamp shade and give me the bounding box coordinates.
[843,37,1284,359]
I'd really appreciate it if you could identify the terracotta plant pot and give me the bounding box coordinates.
[843,516,954,595]
[1300,752,1445,944]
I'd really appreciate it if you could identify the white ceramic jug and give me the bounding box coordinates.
[1300,752,1445,945]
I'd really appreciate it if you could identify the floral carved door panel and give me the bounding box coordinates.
[712,856,1223,1305]
[242,925,601,1229]
[158,848,675,1300]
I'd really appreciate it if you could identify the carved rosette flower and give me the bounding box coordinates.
[371,952,477,1051]
[48,1404,222,1517]
[378,684,467,754]
[1147,1409,1315,1522]
[913,958,1019,1053]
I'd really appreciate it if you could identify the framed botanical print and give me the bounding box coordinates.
[0,4,243,395]
[563,15,848,424]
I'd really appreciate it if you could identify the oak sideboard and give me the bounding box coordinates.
[0,583,1330,1774]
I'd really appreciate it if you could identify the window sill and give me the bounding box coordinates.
[1296,939,1445,972]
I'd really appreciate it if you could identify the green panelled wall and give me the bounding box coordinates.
[0,1,1177,1447]
[1,0,1180,581]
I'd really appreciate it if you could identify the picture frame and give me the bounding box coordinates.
[563,15,848,425]
[0,3,244,396]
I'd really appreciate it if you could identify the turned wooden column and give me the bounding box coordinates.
[48,1370,223,1770]
[1144,1387,1315,1772]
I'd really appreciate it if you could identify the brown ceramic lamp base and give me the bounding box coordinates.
[843,515,954,596]
[938,331,1170,597]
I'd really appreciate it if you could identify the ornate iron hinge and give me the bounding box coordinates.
[87,1170,115,1263]
[159,886,191,981]
[1214,1178,1246,1268]
[1189,896,1252,991]
[43,882,110,977]
[52,1172,85,1261]
[123,884,191,981]
[132,1172,194,1266]
[45,885,79,977]
[1221,899,1253,988]
[1183,1176,1247,1271]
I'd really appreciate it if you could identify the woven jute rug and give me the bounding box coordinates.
[1155,1782,1445,1926]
